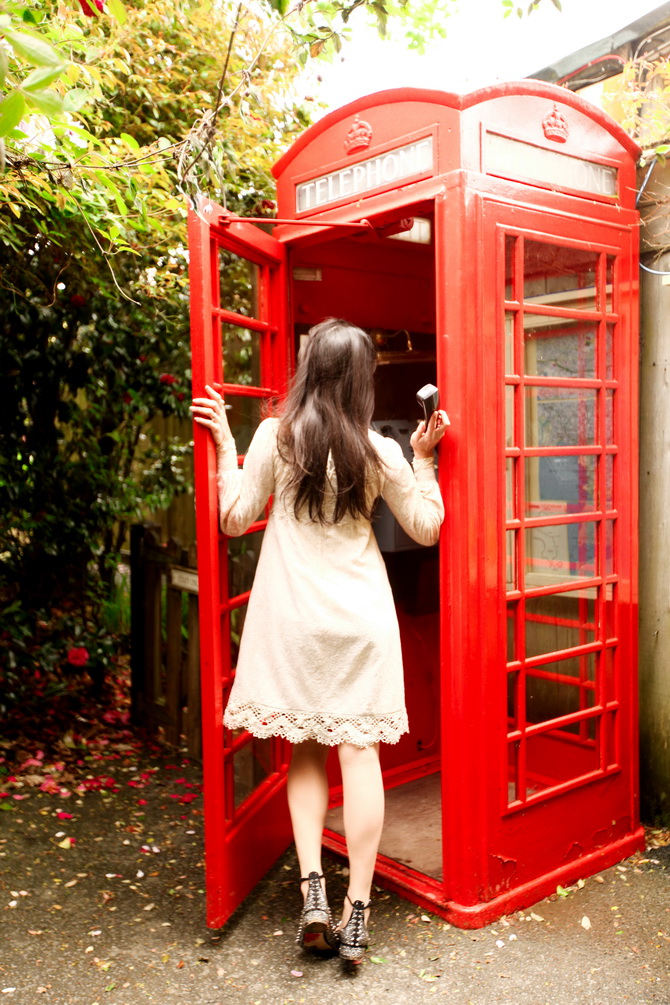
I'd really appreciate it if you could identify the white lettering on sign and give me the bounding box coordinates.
[485,132,618,198]
[296,137,434,213]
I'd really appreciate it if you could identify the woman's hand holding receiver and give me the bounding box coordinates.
[410,409,449,460]
[190,383,233,451]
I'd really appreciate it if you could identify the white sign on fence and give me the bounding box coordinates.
[170,567,199,595]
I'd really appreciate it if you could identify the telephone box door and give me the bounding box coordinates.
[188,201,292,928]
[479,195,640,904]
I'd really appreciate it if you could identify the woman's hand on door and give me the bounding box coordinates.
[190,383,233,450]
[410,409,449,459]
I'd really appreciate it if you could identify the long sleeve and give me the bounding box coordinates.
[217,417,277,537]
[379,438,444,546]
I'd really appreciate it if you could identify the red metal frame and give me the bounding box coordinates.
[189,83,643,931]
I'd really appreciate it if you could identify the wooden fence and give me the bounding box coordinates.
[129,523,202,759]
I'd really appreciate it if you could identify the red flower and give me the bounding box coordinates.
[123,392,132,404]
[160,373,176,385]
[77,0,104,15]
[176,392,185,401]
[69,293,86,308]
[67,647,89,667]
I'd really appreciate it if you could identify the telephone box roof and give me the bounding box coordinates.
[272,80,641,181]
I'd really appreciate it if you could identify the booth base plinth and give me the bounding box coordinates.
[322,824,646,930]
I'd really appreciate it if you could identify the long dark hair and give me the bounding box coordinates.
[278,319,382,524]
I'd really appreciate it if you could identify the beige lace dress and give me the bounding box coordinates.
[218,417,444,748]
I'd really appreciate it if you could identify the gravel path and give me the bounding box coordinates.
[2,749,670,1005]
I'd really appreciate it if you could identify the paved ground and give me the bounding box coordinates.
[1,749,670,1005]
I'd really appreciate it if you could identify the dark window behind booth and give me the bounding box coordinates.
[189,83,643,930]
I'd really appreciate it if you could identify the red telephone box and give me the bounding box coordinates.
[188,80,644,930]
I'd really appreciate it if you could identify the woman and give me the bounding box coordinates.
[191,318,446,963]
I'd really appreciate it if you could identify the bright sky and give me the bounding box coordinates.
[312,0,665,113]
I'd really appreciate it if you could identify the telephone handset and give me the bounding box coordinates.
[416,383,449,426]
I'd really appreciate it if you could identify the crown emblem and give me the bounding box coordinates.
[344,117,373,155]
[542,105,569,143]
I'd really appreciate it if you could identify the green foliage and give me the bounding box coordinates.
[0,0,559,698]
[0,598,119,722]
[501,0,560,18]
[0,1,309,650]
[602,57,670,163]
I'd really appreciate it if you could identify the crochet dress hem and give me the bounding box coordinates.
[223,701,409,748]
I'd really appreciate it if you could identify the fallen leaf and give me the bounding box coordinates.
[290,970,303,977]
[530,912,544,922]
[581,916,592,930]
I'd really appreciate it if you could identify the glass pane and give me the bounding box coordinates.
[230,603,248,669]
[228,529,265,598]
[605,584,616,640]
[506,458,516,519]
[506,385,515,447]
[525,590,597,659]
[507,602,517,662]
[604,519,615,576]
[524,318,596,378]
[219,248,259,317]
[233,735,273,809]
[603,647,616,701]
[523,240,597,310]
[525,386,596,447]
[605,454,614,510]
[507,669,519,725]
[222,323,261,388]
[525,726,599,793]
[605,711,617,768]
[606,389,614,444]
[224,394,263,455]
[525,521,596,587]
[505,313,515,373]
[605,256,615,313]
[508,741,521,803]
[605,324,614,380]
[507,530,517,590]
[525,658,596,727]
[505,235,516,301]
[525,455,597,517]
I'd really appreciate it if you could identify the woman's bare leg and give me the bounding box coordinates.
[337,741,384,925]
[287,739,330,900]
